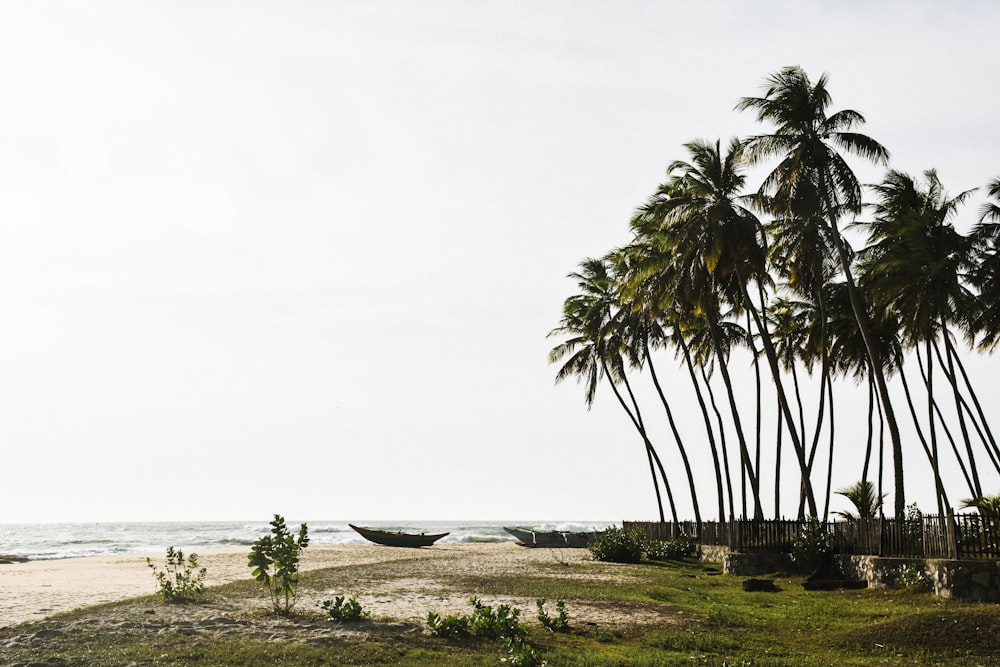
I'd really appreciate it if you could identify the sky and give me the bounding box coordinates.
[1,1,998,523]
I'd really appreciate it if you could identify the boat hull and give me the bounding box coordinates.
[503,526,596,548]
[349,524,449,548]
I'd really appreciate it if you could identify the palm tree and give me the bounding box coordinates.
[736,66,907,517]
[612,244,705,526]
[549,257,674,521]
[857,169,983,499]
[631,138,787,519]
[970,177,1000,348]
[834,480,885,521]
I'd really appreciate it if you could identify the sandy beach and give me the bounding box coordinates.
[0,542,666,630]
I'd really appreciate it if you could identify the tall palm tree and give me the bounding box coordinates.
[631,137,793,519]
[736,66,906,517]
[970,177,1000,348]
[612,243,705,526]
[549,257,673,521]
[857,169,983,499]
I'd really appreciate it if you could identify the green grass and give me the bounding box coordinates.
[4,556,1000,666]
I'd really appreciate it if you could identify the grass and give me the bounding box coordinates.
[3,555,1000,666]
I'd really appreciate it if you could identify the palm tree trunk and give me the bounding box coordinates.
[820,207,906,517]
[936,333,1000,476]
[707,316,764,520]
[702,364,737,520]
[677,333,728,521]
[735,275,818,516]
[643,338,703,525]
[598,358,669,522]
[936,321,982,498]
[948,343,1000,466]
[822,372,836,521]
[899,364,952,516]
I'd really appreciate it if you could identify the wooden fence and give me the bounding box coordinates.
[624,513,1000,560]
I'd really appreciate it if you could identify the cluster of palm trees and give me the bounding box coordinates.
[549,67,1000,523]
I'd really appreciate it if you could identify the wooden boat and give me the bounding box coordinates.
[349,524,449,548]
[504,526,597,548]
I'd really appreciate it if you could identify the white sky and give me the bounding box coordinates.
[1,1,998,523]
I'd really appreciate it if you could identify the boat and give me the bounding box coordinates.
[503,526,597,548]
[349,524,449,548]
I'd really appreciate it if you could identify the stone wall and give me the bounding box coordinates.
[698,547,1000,601]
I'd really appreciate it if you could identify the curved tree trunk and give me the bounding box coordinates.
[707,316,764,520]
[936,333,1000,477]
[677,333,727,522]
[862,374,875,484]
[702,364,737,520]
[735,273,818,516]
[935,323,982,498]
[643,338,703,525]
[899,364,951,516]
[819,204,906,517]
[949,343,1000,467]
[599,358,670,522]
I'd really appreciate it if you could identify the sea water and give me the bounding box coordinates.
[0,520,617,561]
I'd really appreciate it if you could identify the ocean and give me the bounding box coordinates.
[0,520,616,561]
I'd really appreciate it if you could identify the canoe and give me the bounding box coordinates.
[503,526,597,548]
[349,524,449,548]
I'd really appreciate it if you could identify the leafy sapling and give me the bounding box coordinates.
[147,546,206,602]
[248,514,309,615]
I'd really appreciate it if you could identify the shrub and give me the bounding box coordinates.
[589,526,646,563]
[321,595,370,622]
[426,611,470,638]
[645,535,695,561]
[536,598,569,632]
[248,514,310,615]
[427,596,527,642]
[469,596,525,641]
[147,547,206,602]
[790,518,836,575]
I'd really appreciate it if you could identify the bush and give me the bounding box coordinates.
[321,595,370,622]
[589,526,646,563]
[248,514,310,615]
[791,518,836,575]
[426,611,470,639]
[147,547,206,602]
[645,535,695,561]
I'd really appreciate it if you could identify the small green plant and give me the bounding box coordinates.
[536,598,569,632]
[146,546,206,602]
[427,596,527,641]
[791,517,836,574]
[426,611,470,638]
[645,535,695,561]
[589,526,645,563]
[248,514,309,615]
[894,563,932,591]
[502,635,547,666]
[321,595,371,622]
[469,596,525,641]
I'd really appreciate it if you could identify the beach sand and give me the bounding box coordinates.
[0,542,674,631]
